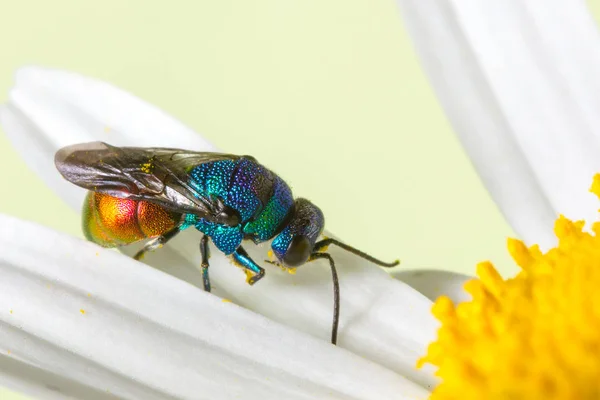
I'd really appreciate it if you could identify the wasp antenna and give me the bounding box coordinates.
[313,238,399,268]
[309,252,340,345]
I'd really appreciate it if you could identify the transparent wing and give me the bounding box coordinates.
[55,141,245,219]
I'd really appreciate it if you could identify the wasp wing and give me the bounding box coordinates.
[55,141,243,219]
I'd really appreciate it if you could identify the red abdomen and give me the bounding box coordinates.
[82,191,180,247]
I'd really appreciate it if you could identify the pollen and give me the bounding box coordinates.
[243,269,254,284]
[419,174,600,399]
[140,159,154,173]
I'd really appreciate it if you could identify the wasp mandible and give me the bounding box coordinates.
[55,142,399,344]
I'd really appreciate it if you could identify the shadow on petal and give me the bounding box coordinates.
[392,269,472,304]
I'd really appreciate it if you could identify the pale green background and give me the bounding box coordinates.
[0,1,599,399]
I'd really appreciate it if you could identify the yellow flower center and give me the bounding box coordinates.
[419,175,600,399]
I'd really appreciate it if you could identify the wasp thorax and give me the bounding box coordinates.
[271,198,325,268]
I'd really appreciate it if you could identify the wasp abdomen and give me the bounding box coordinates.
[82,191,180,247]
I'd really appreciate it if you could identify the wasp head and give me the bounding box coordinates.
[271,198,324,268]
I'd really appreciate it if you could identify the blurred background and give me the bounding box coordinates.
[1,1,599,398]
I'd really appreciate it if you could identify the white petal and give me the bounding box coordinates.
[395,1,600,250]
[392,270,472,304]
[0,213,430,400]
[1,66,216,211]
[0,67,439,388]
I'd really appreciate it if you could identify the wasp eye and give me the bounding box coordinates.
[283,236,312,267]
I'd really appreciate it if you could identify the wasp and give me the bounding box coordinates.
[55,142,398,344]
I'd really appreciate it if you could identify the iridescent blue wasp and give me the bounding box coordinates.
[55,142,399,344]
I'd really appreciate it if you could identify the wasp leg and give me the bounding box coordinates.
[309,252,340,345]
[133,226,181,261]
[232,246,265,285]
[199,234,211,292]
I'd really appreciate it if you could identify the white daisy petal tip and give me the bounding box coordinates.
[0,102,86,210]
[4,65,218,151]
[392,269,472,304]
[394,1,600,251]
[0,213,431,400]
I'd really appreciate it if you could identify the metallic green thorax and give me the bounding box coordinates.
[183,158,294,254]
